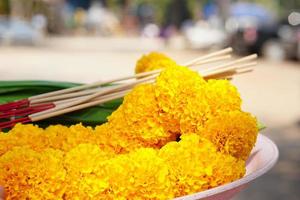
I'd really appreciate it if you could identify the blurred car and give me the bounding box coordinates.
[226,3,277,55]
[263,19,300,61]
[227,3,300,61]
[276,12,300,60]
[0,17,44,46]
[229,18,300,61]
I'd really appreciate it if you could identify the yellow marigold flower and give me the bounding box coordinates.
[135,52,177,74]
[0,124,46,155]
[155,65,207,134]
[95,84,175,153]
[100,148,175,200]
[205,79,241,115]
[63,144,113,199]
[0,131,17,156]
[202,111,258,160]
[178,91,211,134]
[64,143,112,174]
[155,66,205,133]
[116,84,174,145]
[0,147,66,200]
[155,65,206,112]
[44,124,96,152]
[159,134,245,197]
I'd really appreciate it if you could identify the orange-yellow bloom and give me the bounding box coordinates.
[159,134,245,197]
[0,147,66,200]
[135,52,177,74]
[205,79,241,115]
[202,111,258,160]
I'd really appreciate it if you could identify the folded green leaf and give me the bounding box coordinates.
[0,80,80,89]
[0,80,80,95]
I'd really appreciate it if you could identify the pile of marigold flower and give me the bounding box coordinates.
[0,54,258,199]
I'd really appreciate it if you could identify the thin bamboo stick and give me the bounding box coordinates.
[188,55,231,66]
[200,62,257,77]
[200,55,257,76]
[30,85,118,104]
[183,47,232,66]
[30,90,130,122]
[30,74,156,118]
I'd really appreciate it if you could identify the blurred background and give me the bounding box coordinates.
[0,0,299,199]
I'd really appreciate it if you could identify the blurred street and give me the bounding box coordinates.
[0,36,299,200]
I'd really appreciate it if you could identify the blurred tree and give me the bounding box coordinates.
[0,0,10,15]
[278,0,300,16]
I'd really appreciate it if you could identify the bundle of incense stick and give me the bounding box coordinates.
[0,48,257,129]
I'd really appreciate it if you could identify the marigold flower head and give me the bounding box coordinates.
[44,124,97,152]
[63,144,113,199]
[205,79,241,115]
[135,52,177,74]
[154,65,207,134]
[64,143,113,174]
[96,84,176,153]
[0,124,46,155]
[159,134,245,196]
[202,111,258,160]
[0,147,66,200]
[100,148,175,200]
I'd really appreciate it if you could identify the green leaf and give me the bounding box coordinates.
[0,80,80,95]
[41,107,114,125]
[258,121,266,131]
[0,80,80,89]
